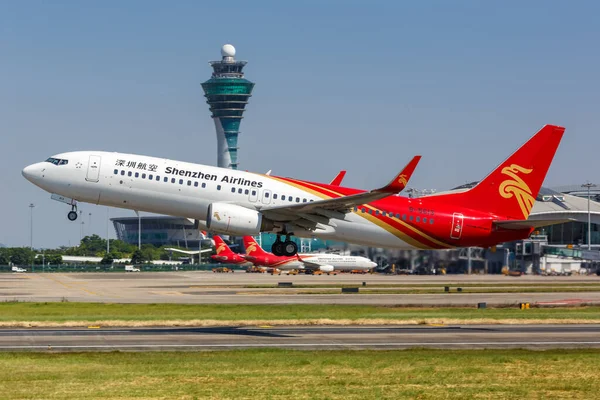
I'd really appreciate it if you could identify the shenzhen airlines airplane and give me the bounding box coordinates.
[22,125,565,257]
[210,236,249,266]
[243,236,376,272]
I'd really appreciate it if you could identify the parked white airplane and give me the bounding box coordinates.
[21,125,565,257]
[243,236,376,272]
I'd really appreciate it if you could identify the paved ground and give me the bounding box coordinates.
[1,272,600,305]
[0,324,598,351]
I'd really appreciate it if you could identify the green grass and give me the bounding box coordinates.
[0,303,599,323]
[0,349,598,399]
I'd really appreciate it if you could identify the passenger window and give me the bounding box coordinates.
[194,182,198,187]
[402,214,407,220]
[296,197,300,202]
[156,176,160,181]
[265,192,270,198]
[303,198,307,202]
[252,190,256,196]
[354,207,358,212]
[121,170,125,176]
[142,174,146,179]
[375,210,380,216]
[179,179,183,185]
[423,218,427,223]
[416,217,420,222]
[231,187,236,193]
[396,213,401,218]
[128,171,132,177]
[217,185,221,190]
[171,178,175,183]
[273,194,278,199]
[113,169,118,175]
[430,219,434,224]
[369,210,373,215]
[409,215,413,221]
[238,188,242,194]
[361,208,366,213]
[164,177,168,182]
[281,196,286,201]
[135,172,139,178]
[244,189,249,194]
[187,180,191,186]
[202,183,206,188]
[149,174,153,180]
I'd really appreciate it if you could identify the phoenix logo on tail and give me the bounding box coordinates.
[499,164,535,219]
[246,242,258,254]
[215,242,226,254]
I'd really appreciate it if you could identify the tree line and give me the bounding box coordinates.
[0,234,214,266]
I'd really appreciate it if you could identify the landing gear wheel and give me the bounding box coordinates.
[283,241,298,257]
[67,211,78,221]
[272,241,284,257]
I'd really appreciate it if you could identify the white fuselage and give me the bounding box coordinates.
[22,151,414,249]
[272,254,376,271]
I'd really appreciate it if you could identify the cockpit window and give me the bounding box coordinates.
[45,158,68,166]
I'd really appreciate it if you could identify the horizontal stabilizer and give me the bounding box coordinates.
[493,218,575,230]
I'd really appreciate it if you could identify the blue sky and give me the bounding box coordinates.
[1,1,599,248]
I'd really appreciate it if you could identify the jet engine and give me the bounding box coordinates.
[318,265,335,273]
[206,203,263,236]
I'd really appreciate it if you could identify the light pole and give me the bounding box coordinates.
[134,210,141,250]
[88,212,92,235]
[28,203,35,250]
[581,183,597,250]
[106,207,110,255]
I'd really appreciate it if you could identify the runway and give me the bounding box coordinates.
[1,324,599,351]
[2,272,600,306]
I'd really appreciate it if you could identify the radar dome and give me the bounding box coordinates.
[221,44,236,58]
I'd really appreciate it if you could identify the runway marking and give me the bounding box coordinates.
[43,275,99,296]
[1,341,600,350]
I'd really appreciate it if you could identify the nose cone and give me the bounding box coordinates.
[369,261,378,268]
[22,162,44,184]
[22,164,37,182]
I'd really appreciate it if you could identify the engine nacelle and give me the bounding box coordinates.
[206,203,262,236]
[319,265,335,273]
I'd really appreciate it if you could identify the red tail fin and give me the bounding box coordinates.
[457,124,565,220]
[243,236,269,256]
[213,236,234,255]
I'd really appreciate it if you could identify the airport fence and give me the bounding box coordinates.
[0,264,246,273]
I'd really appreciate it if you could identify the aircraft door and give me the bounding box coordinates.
[450,213,464,239]
[261,189,272,205]
[86,155,102,182]
[248,188,259,203]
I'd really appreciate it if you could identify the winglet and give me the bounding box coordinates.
[329,170,347,186]
[377,155,421,193]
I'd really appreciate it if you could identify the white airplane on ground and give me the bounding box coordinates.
[22,125,565,257]
[242,236,376,272]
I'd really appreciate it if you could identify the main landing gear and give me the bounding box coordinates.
[271,234,298,257]
[67,205,78,221]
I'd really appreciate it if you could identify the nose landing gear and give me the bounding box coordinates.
[67,204,78,221]
[271,234,298,257]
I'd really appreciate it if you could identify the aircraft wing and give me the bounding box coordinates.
[295,254,323,270]
[329,170,347,186]
[493,218,575,230]
[261,156,421,226]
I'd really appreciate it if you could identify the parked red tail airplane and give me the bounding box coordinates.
[210,236,248,265]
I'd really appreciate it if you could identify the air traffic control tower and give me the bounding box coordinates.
[201,44,255,169]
